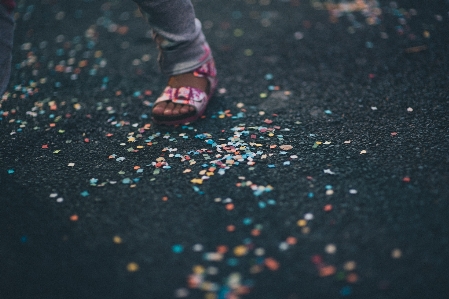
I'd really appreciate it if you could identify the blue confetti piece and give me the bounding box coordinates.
[172,244,184,253]
[7,169,14,174]
[268,164,275,168]
[308,192,314,198]
[243,218,252,225]
[258,201,266,208]
[324,110,332,114]
[340,286,352,296]
[227,258,239,266]
[80,191,89,197]
[264,73,274,80]
[267,199,276,205]
[325,185,333,190]
[122,178,131,184]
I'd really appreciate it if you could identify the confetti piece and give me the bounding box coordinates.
[319,265,336,277]
[323,169,335,175]
[113,236,122,244]
[264,257,280,271]
[70,214,79,221]
[343,261,357,271]
[127,262,139,272]
[279,145,293,150]
[233,245,248,257]
[391,248,402,259]
[325,244,337,254]
[172,244,184,254]
[323,204,333,212]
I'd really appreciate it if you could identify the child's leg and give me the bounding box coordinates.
[133,0,215,122]
[0,1,15,95]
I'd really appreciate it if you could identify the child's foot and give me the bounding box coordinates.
[151,59,218,125]
[152,73,208,118]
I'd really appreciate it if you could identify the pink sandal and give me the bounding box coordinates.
[152,59,218,125]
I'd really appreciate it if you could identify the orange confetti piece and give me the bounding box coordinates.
[264,257,280,271]
[70,214,79,221]
[162,196,168,201]
[251,229,261,237]
[346,273,359,283]
[286,236,297,245]
[225,203,234,211]
[226,225,235,232]
[319,265,336,277]
[42,144,48,149]
[323,204,333,212]
[216,245,228,254]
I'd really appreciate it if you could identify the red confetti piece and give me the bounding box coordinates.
[311,255,323,265]
[324,204,333,212]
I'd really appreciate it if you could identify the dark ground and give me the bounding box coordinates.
[1,0,449,298]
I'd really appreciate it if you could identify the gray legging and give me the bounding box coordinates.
[0,0,211,95]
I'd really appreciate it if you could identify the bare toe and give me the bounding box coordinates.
[179,104,193,115]
[163,102,176,116]
[171,104,183,116]
[152,102,167,116]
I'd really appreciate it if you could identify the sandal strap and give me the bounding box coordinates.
[154,86,207,109]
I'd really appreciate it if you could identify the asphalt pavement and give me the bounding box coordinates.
[1,0,449,298]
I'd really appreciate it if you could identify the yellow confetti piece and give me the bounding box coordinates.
[113,236,122,244]
[126,262,139,272]
[297,219,307,227]
[190,178,203,184]
[244,49,253,56]
[192,265,205,274]
[233,28,244,37]
[233,245,248,257]
[53,150,61,154]
[94,50,103,58]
